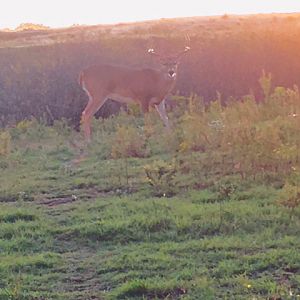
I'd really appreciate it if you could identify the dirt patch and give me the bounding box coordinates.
[38,188,112,207]
[39,195,77,206]
[0,192,34,202]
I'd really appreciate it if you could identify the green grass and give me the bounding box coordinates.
[0,117,299,299]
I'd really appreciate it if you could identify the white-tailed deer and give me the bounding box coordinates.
[78,45,190,142]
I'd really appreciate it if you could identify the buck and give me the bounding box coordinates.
[78,45,190,142]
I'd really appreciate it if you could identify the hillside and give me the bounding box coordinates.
[1,13,300,126]
[0,87,299,298]
[1,13,300,48]
[1,12,300,300]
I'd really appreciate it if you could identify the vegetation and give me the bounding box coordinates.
[0,80,299,299]
[2,13,300,126]
[14,23,50,31]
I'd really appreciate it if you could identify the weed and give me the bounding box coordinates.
[144,159,178,197]
[0,131,11,156]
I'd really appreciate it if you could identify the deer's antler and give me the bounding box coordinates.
[176,46,191,60]
[175,34,191,60]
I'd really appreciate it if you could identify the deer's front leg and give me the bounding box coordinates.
[155,99,170,130]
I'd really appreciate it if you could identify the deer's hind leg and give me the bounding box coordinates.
[81,94,108,142]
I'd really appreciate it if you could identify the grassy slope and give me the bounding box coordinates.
[1,13,300,48]
[0,115,299,300]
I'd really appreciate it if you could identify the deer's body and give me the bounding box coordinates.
[79,46,190,142]
[79,64,175,112]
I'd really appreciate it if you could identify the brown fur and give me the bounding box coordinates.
[80,64,176,112]
[79,46,189,142]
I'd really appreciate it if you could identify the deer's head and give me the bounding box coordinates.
[148,46,190,79]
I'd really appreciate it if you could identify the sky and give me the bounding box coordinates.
[1,0,300,29]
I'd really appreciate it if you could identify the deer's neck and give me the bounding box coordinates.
[163,75,177,92]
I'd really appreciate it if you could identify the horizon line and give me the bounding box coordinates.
[2,11,300,31]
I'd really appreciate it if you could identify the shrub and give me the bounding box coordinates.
[111,125,149,159]
[278,182,300,210]
[144,160,177,197]
[176,80,300,183]
[0,131,11,156]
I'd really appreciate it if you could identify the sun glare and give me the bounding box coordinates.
[1,0,300,29]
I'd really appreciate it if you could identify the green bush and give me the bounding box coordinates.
[0,131,11,156]
[144,160,178,197]
[111,125,149,159]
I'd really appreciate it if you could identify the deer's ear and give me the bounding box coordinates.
[148,48,162,58]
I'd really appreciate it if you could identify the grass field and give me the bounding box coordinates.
[0,96,300,299]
